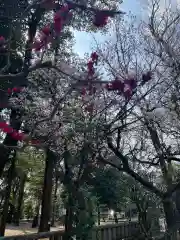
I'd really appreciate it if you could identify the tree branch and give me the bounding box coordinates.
[98,155,124,171]
[107,136,163,198]
[163,180,180,199]
[0,61,53,85]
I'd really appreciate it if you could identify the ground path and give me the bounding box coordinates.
[5,218,141,236]
[5,222,64,236]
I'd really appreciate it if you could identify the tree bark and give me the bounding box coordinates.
[0,157,16,236]
[63,146,74,240]
[39,149,55,232]
[11,177,20,224]
[163,198,177,240]
[175,189,180,217]
[14,173,26,226]
[64,191,74,240]
[163,198,176,228]
[0,109,21,177]
[51,176,58,227]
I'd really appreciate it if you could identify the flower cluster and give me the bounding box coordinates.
[33,4,73,51]
[105,76,137,99]
[82,52,99,113]
[33,26,52,52]
[0,121,40,144]
[33,3,110,52]
[105,72,152,99]
[81,51,153,112]
[93,10,109,27]
[7,87,23,95]
[0,121,25,141]
[87,52,98,77]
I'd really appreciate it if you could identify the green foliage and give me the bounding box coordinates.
[61,183,98,240]
[75,185,98,240]
[92,167,130,211]
[16,148,45,217]
[23,201,34,220]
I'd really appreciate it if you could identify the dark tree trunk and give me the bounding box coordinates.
[14,173,26,226]
[0,157,16,236]
[51,176,58,227]
[7,203,15,223]
[174,190,180,236]
[39,149,55,232]
[163,198,177,240]
[114,212,118,223]
[32,215,39,228]
[0,109,21,178]
[163,198,176,228]
[63,146,74,240]
[175,189,180,217]
[64,192,74,240]
[97,204,100,225]
[32,202,40,228]
[11,177,20,224]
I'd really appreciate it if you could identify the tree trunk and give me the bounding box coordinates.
[11,177,20,224]
[163,198,176,228]
[7,203,15,224]
[63,146,74,240]
[114,212,118,223]
[14,173,26,226]
[0,109,21,177]
[175,189,180,218]
[163,198,177,240]
[39,149,55,232]
[32,200,41,228]
[97,204,100,225]
[0,157,16,236]
[64,192,74,240]
[174,189,180,236]
[51,176,58,227]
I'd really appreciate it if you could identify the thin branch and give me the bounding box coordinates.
[107,136,163,198]
[66,0,125,15]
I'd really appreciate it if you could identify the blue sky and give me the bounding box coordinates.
[73,0,141,56]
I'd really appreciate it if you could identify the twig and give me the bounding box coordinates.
[66,0,125,15]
